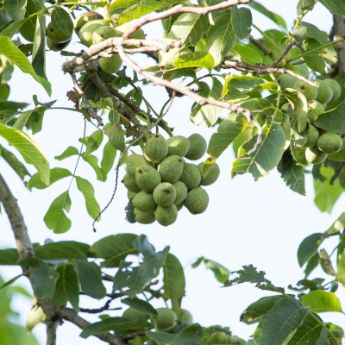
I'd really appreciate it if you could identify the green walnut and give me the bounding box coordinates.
[144,134,169,163]
[173,181,188,205]
[155,204,178,226]
[294,80,318,100]
[185,133,207,160]
[132,191,156,212]
[206,331,232,345]
[99,55,122,74]
[46,22,70,43]
[166,135,190,157]
[305,147,328,164]
[277,74,297,89]
[127,190,136,200]
[198,161,220,186]
[155,308,177,331]
[306,125,319,148]
[185,187,209,214]
[323,79,342,101]
[125,200,136,224]
[158,155,184,183]
[308,100,325,122]
[317,132,343,154]
[122,307,148,327]
[316,80,333,105]
[126,154,149,176]
[47,37,71,51]
[180,163,201,190]
[123,174,141,193]
[134,208,155,224]
[74,12,103,33]
[135,165,161,192]
[153,182,176,207]
[78,19,105,46]
[92,25,119,44]
[179,309,193,324]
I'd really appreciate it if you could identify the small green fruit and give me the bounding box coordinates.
[134,208,155,224]
[122,307,148,328]
[185,187,209,214]
[99,55,122,74]
[125,200,136,224]
[277,74,297,89]
[123,174,141,193]
[323,79,342,101]
[180,163,201,190]
[289,64,309,77]
[179,309,193,324]
[74,12,103,33]
[127,190,136,200]
[173,181,188,205]
[153,182,176,206]
[46,22,70,42]
[185,133,207,160]
[317,80,333,105]
[206,331,232,345]
[132,191,156,212]
[92,25,119,44]
[198,161,220,186]
[155,205,178,226]
[126,154,149,176]
[79,19,105,46]
[47,37,71,51]
[305,147,328,164]
[317,132,343,154]
[308,100,325,122]
[294,80,318,100]
[167,135,190,156]
[135,165,161,192]
[158,155,184,182]
[306,125,319,148]
[144,134,169,163]
[155,308,177,331]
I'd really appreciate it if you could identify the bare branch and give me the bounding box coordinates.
[60,308,125,345]
[70,72,104,126]
[46,320,58,345]
[0,173,33,260]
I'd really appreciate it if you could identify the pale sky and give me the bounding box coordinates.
[1,1,344,344]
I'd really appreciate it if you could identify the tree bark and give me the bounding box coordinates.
[333,15,345,74]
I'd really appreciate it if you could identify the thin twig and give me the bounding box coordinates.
[70,72,104,126]
[273,40,296,66]
[249,35,274,58]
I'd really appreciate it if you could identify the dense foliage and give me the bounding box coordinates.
[0,0,345,344]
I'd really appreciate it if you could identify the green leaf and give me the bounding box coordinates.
[75,176,100,220]
[325,212,345,236]
[233,44,263,65]
[91,234,138,267]
[50,6,73,41]
[254,297,309,345]
[174,51,215,70]
[4,0,27,20]
[206,10,237,65]
[35,241,90,260]
[314,166,343,213]
[55,146,79,160]
[31,263,58,299]
[208,113,244,158]
[315,103,345,134]
[163,254,186,313]
[232,124,286,179]
[319,0,345,15]
[100,141,117,179]
[301,290,342,313]
[82,153,105,181]
[76,260,106,299]
[249,2,287,30]
[32,14,46,79]
[297,233,324,267]
[192,257,230,284]
[0,144,31,182]
[236,265,271,285]
[336,236,345,286]
[278,151,306,195]
[0,17,29,37]
[0,248,19,265]
[53,264,79,311]
[28,167,71,190]
[0,123,50,185]
[121,297,157,315]
[241,296,283,324]
[231,6,252,39]
[43,191,72,233]
[0,35,51,94]
[82,129,103,154]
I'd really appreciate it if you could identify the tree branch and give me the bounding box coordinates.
[46,320,58,345]
[333,15,345,74]
[60,308,125,345]
[0,173,33,260]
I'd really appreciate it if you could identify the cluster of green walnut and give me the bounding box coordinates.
[123,133,220,226]
[278,74,344,165]
[122,307,243,345]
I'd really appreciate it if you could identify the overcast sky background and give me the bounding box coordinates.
[1,1,345,344]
